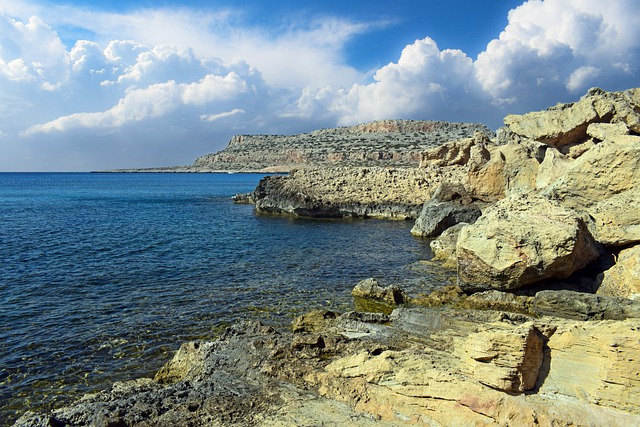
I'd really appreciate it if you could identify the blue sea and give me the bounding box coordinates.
[0,172,451,424]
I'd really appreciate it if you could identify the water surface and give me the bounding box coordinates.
[0,172,450,424]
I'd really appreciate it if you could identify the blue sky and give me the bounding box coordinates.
[1,0,639,171]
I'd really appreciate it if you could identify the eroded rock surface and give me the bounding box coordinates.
[456,193,600,291]
[16,304,640,427]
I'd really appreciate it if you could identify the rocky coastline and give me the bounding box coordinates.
[16,87,640,426]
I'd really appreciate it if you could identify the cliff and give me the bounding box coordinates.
[191,120,493,172]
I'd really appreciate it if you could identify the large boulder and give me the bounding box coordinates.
[543,134,640,246]
[456,193,600,291]
[597,245,640,299]
[461,322,545,393]
[466,139,544,202]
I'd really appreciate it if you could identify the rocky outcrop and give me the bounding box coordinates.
[532,290,640,320]
[18,307,640,427]
[192,120,493,172]
[251,167,434,219]
[502,87,640,148]
[456,193,601,291]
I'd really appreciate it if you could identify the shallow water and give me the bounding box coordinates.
[0,172,451,424]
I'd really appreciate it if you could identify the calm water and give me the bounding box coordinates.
[0,173,450,424]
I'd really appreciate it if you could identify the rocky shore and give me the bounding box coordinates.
[16,87,640,426]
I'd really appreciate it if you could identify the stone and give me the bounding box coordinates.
[429,222,468,268]
[351,278,407,305]
[253,167,434,219]
[587,122,630,141]
[597,245,640,299]
[532,290,640,320]
[292,310,340,333]
[464,290,534,315]
[466,139,544,202]
[410,200,481,238]
[589,189,640,246]
[501,86,640,148]
[541,317,640,413]
[461,322,545,392]
[535,147,572,190]
[543,134,640,212]
[457,193,600,291]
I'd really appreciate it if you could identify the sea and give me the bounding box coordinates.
[0,172,453,424]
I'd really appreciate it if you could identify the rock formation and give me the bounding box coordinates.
[192,120,493,172]
[456,193,601,291]
[16,307,640,426]
[15,87,640,426]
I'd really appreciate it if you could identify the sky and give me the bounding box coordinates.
[1,1,640,171]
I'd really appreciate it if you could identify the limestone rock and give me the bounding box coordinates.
[410,183,481,238]
[292,310,340,333]
[543,135,640,211]
[541,317,640,413]
[502,87,640,148]
[590,189,640,246]
[587,122,630,141]
[535,147,572,190]
[598,245,640,299]
[541,134,640,247]
[351,278,407,305]
[466,139,544,202]
[457,193,600,291]
[253,167,434,219]
[464,290,534,314]
[430,222,468,268]
[461,322,545,392]
[532,290,640,320]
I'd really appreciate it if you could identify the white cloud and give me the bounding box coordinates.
[23,71,253,135]
[1,0,640,171]
[0,15,68,88]
[200,108,245,122]
[297,0,640,128]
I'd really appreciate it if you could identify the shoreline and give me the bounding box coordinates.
[12,87,640,425]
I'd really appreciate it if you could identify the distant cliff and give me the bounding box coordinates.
[191,120,494,172]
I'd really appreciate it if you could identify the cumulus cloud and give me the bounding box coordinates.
[1,0,640,171]
[23,72,252,135]
[0,15,68,88]
[291,0,640,130]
